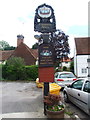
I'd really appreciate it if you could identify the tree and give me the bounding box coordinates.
[37,29,70,66]
[49,29,70,64]
[4,46,16,50]
[0,40,10,50]
[32,42,38,49]
[0,40,16,50]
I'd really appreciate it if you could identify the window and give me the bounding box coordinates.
[55,73,58,78]
[72,80,83,90]
[82,68,87,73]
[83,81,90,93]
[59,73,75,78]
[87,59,90,62]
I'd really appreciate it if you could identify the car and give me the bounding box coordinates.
[63,78,90,115]
[54,71,77,88]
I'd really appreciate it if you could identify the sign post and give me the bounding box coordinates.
[34,3,56,115]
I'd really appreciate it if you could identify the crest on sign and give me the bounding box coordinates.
[34,3,56,33]
[38,5,52,18]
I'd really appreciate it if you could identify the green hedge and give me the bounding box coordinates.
[0,64,2,80]
[2,65,38,81]
[2,57,26,80]
[2,57,38,81]
[25,65,38,81]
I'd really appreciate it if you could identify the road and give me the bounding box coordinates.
[0,81,90,119]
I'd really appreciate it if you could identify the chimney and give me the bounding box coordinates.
[17,35,24,46]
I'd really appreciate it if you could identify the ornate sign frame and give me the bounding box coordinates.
[34,3,56,33]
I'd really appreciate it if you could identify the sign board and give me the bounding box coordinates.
[38,5,52,18]
[35,23,55,33]
[39,67,54,82]
[39,44,54,67]
[34,3,56,33]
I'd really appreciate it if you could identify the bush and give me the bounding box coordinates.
[0,64,2,80]
[70,61,74,73]
[62,66,67,71]
[2,57,38,81]
[2,57,27,80]
[25,65,38,81]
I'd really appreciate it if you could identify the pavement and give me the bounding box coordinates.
[0,112,71,119]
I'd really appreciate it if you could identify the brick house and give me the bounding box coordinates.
[0,35,38,65]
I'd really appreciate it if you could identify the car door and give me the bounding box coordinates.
[82,81,90,115]
[67,80,84,107]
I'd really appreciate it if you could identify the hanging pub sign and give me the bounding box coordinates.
[34,3,56,33]
[39,44,54,67]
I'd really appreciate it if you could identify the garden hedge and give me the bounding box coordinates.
[2,57,38,81]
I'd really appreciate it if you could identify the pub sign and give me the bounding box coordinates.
[34,3,56,33]
[39,44,54,67]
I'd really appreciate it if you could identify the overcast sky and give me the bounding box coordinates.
[0,0,89,57]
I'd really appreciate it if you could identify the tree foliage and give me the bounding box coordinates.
[0,40,10,50]
[0,40,16,50]
[32,42,38,49]
[49,29,70,62]
[37,29,70,65]
[4,46,16,50]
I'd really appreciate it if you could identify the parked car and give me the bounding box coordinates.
[54,71,77,88]
[63,78,90,115]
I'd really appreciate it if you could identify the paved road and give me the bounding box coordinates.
[0,81,90,119]
[1,81,43,114]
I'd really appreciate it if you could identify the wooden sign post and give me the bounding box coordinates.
[34,3,56,115]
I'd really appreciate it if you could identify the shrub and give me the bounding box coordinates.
[0,64,2,80]
[62,66,67,71]
[25,65,38,81]
[2,57,38,81]
[2,57,27,80]
[70,61,74,73]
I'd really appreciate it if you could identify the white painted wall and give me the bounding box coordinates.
[62,62,70,68]
[74,48,77,76]
[74,55,88,77]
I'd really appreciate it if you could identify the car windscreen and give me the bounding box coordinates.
[59,73,75,78]
[83,81,90,93]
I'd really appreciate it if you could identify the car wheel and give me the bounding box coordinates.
[64,92,69,103]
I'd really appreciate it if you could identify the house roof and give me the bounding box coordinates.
[8,43,38,65]
[62,58,71,62]
[0,43,38,65]
[0,50,14,61]
[75,37,90,55]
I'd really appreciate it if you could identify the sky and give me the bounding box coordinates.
[0,0,89,57]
